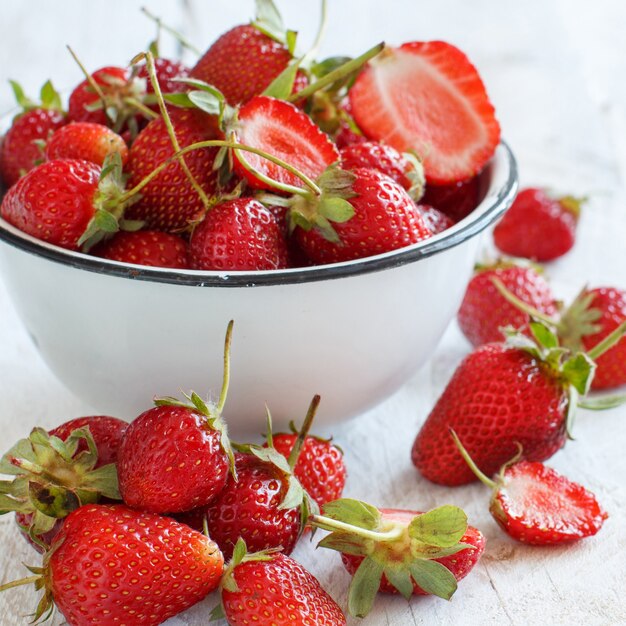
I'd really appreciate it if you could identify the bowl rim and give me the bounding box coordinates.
[0,141,518,288]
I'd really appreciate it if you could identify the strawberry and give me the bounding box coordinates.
[335,118,367,149]
[411,321,626,486]
[493,187,583,261]
[419,204,455,234]
[45,122,129,167]
[270,428,346,508]
[457,260,558,347]
[452,431,608,545]
[1,504,224,626]
[310,499,484,617]
[93,229,190,268]
[293,166,432,265]
[339,140,425,200]
[189,197,289,270]
[117,322,236,513]
[1,417,124,552]
[422,174,483,223]
[216,539,345,625]
[190,0,307,106]
[0,81,66,187]
[349,41,500,184]
[0,156,129,251]
[125,107,221,231]
[232,95,339,192]
[135,56,190,106]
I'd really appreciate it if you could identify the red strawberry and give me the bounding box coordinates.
[218,540,345,625]
[349,41,500,184]
[422,174,483,222]
[411,322,625,486]
[335,118,367,149]
[232,96,339,192]
[191,13,307,106]
[457,260,558,347]
[0,81,66,187]
[294,167,432,265]
[93,229,190,269]
[136,57,190,102]
[117,322,236,514]
[189,197,289,270]
[270,430,346,508]
[310,500,484,617]
[493,187,583,261]
[126,107,221,231]
[452,432,607,545]
[45,122,129,167]
[0,158,127,250]
[1,504,224,626]
[339,140,425,200]
[419,204,455,234]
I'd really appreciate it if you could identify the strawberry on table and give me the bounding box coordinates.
[310,499,484,617]
[349,41,500,184]
[452,431,608,545]
[1,504,224,626]
[189,197,289,270]
[411,321,626,486]
[215,539,346,625]
[93,229,190,269]
[0,80,66,187]
[457,259,558,347]
[117,321,236,513]
[493,187,584,261]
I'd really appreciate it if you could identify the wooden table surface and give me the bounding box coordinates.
[1,1,625,624]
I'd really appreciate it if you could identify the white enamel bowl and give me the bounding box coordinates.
[0,143,517,435]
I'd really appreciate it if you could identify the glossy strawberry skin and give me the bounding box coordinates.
[126,108,220,231]
[191,24,307,105]
[422,175,482,223]
[233,96,339,192]
[1,159,100,249]
[48,504,223,626]
[491,462,607,545]
[419,204,455,234]
[189,198,289,270]
[457,264,558,347]
[579,287,626,390]
[93,230,190,269]
[349,41,500,184]
[117,405,229,514]
[296,168,432,265]
[271,434,346,508]
[0,109,66,187]
[222,552,346,626]
[342,509,485,595]
[412,344,568,486]
[205,453,300,560]
[493,188,578,261]
[45,122,129,167]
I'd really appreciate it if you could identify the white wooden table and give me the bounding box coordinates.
[1,1,625,624]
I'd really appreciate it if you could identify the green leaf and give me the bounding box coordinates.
[83,464,121,500]
[318,197,355,223]
[285,30,298,56]
[278,476,304,511]
[163,93,195,108]
[263,62,300,100]
[249,446,291,474]
[578,393,626,410]
[253,0,285,43]
[408,559,458,600]
[348,557,383,618]
[188,90,223,117]
[314,214,340,243]
[0,494,29,515]
[384,566,414,600]
[529,321,559,349]
[189,391,210,416]
[0,438,37,476]
[231,537,247,566]
[415,542,475,560]
[312,56,353,79]
[408,505,468,548]
[209,603,226,621]
[28,481,79,518]
[562,352,595,395]
[39,80,62,111]
[321,498,381,530]
[94,209,120,234]
[317,532,368,557]
[9,80,35,109]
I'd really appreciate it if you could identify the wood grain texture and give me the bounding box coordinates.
[1,1,625,624]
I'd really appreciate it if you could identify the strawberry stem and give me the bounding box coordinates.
[309,514,404,542]
[578,394,626,410]
[66,45,111,125]
[491,277,557,326]
[287,394,321,470]
[586,320,626,361]
[449,430,498,490]
[0,575,41,592]
[122,96,158,120]
[217,320,234,413]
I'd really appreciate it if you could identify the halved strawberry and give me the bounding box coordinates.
[232,96,339,192]
[349,41,500,184]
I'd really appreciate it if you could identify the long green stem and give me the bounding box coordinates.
[217,321,234,413]
[123,97,158,120]
[0,575,40,592]
[449,430,497,490]
[287,395,321,470]
[587,320,626,361]
[66,45,111,125]
[310,514,404,542]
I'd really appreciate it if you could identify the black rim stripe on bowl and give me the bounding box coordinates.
[0,142,518,288]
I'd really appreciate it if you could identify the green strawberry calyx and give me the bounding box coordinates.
[309,499,473,618]
[154,320,236,478]
[8,80,64,119]
[0,427,120,543]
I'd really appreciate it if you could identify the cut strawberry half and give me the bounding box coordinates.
[349,41,500,184]
[232,96,339,192]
